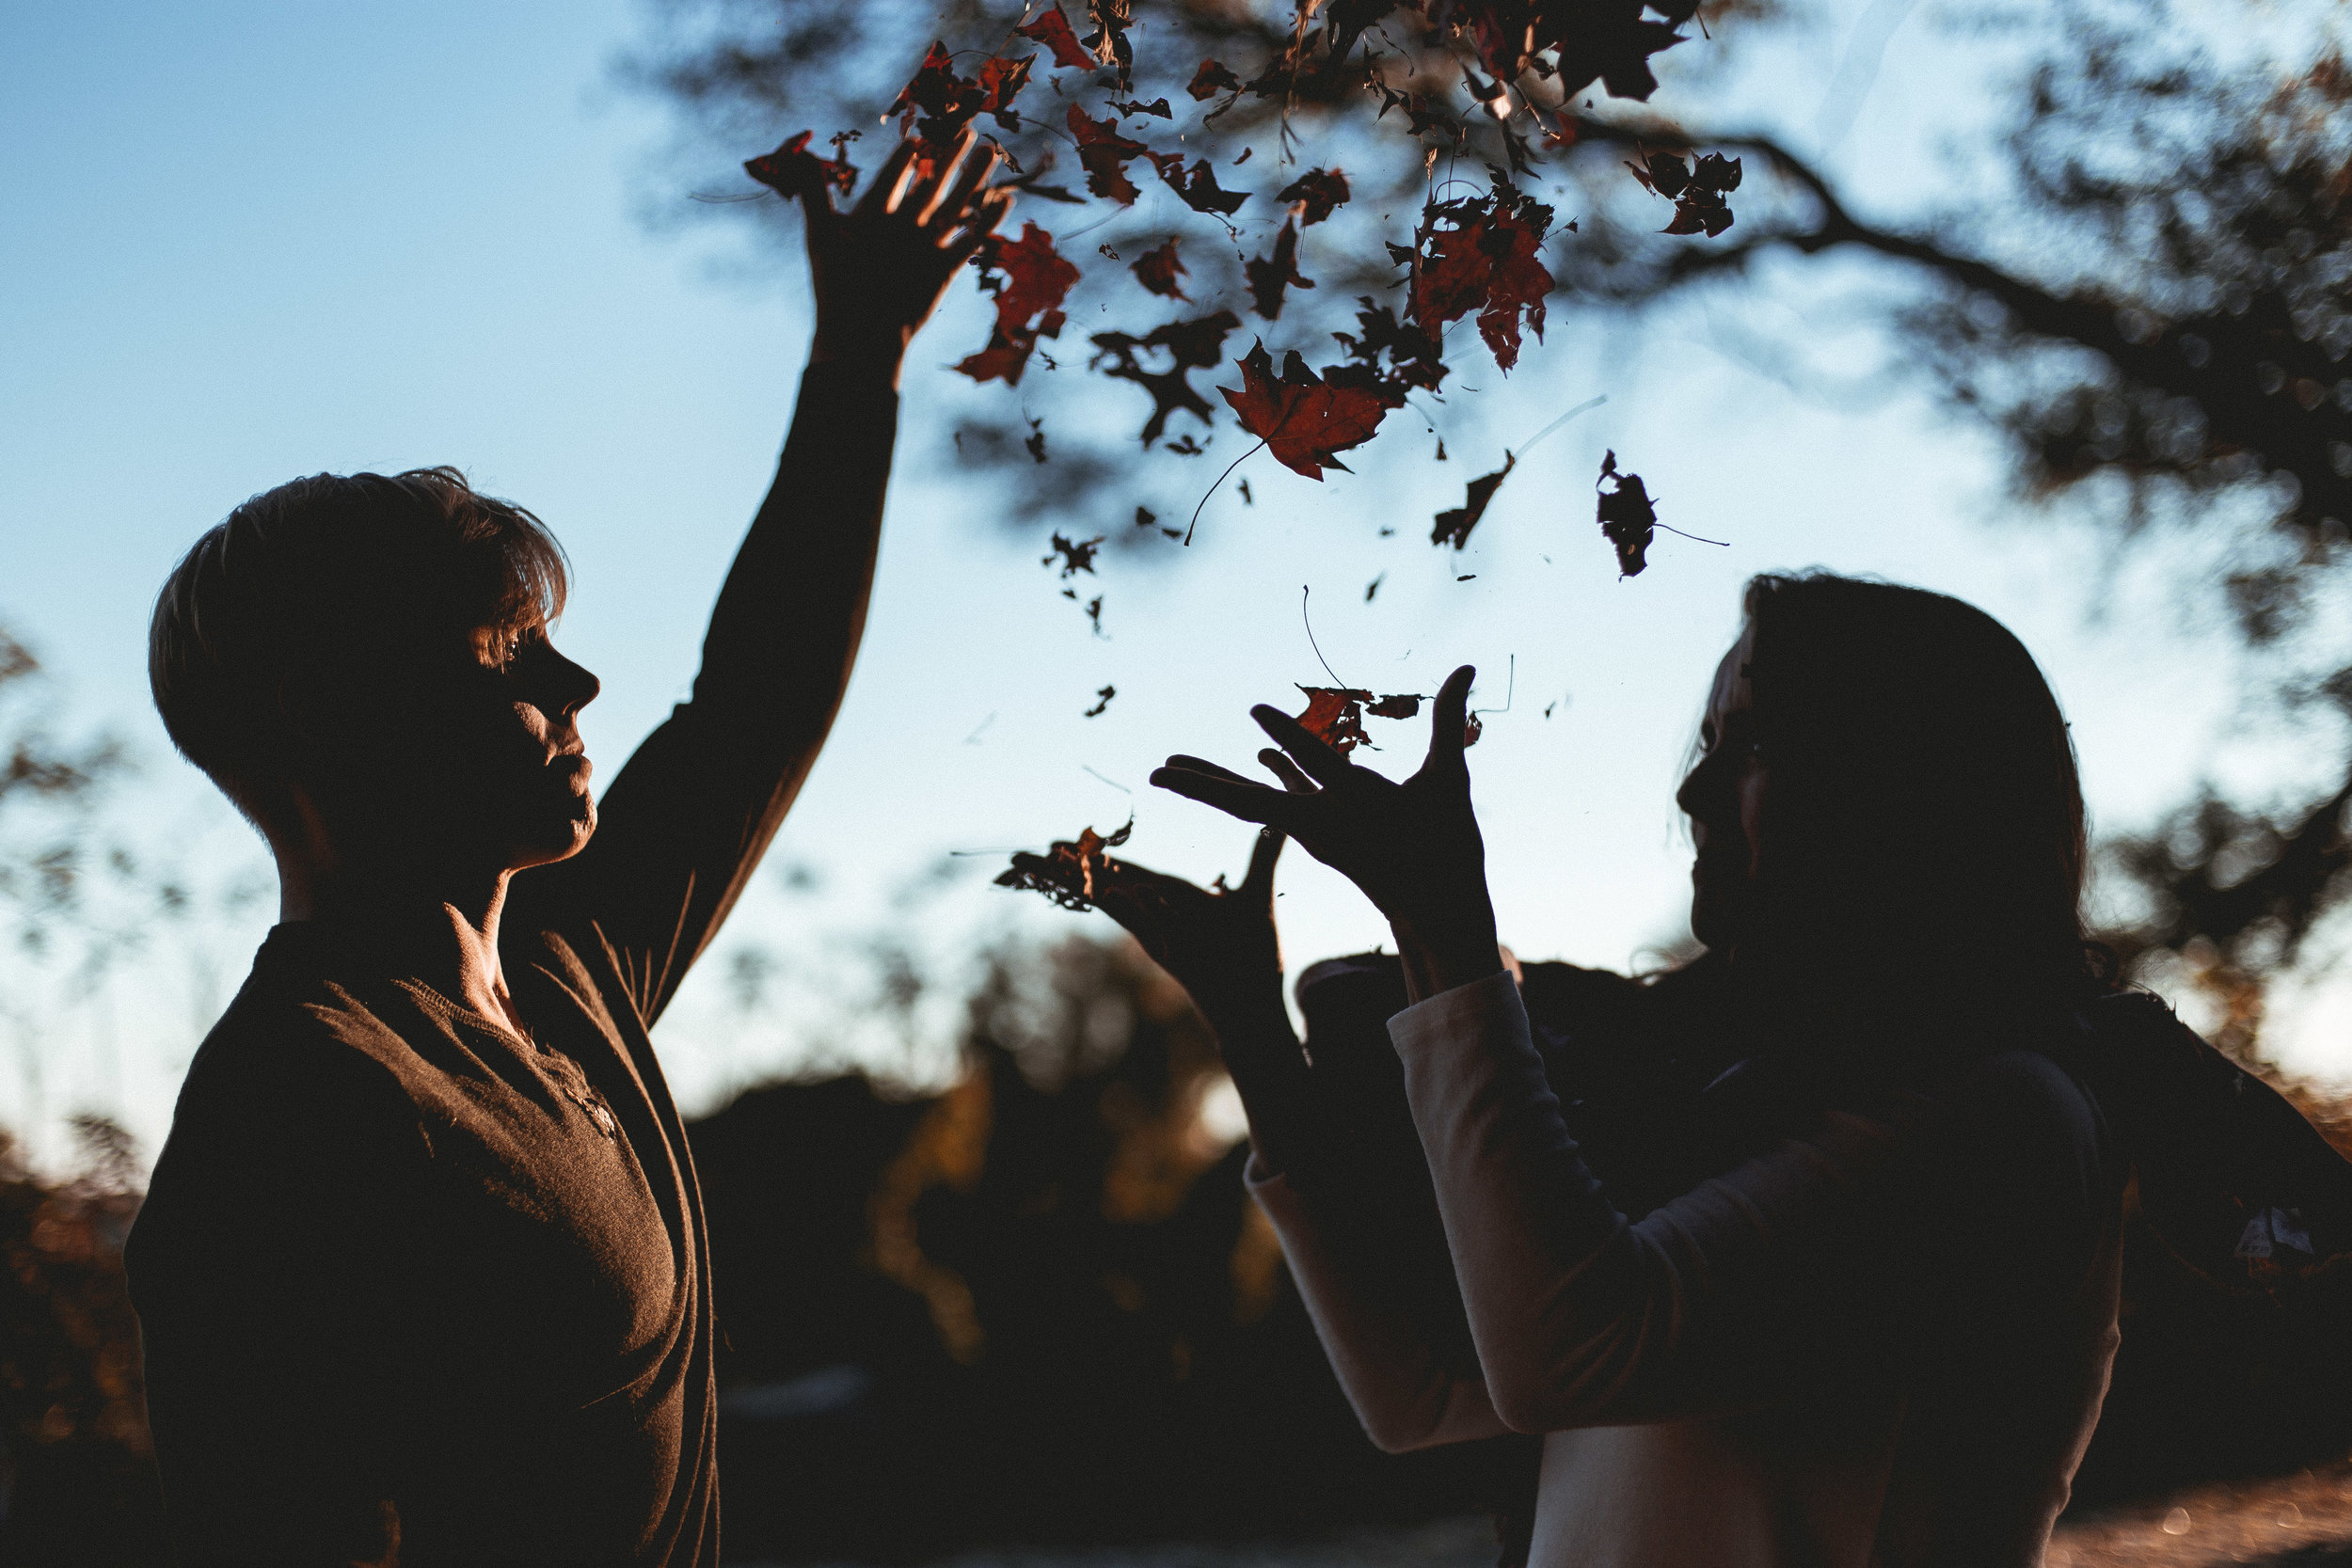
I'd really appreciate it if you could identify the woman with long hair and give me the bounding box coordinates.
[1020,572,2136,1566]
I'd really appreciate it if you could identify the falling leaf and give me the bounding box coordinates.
[1409,181,1556,370]
[995,818,1135,908]
[1276,167,1351,225]
[976,55,1036,129]
[1552,13,1686,101]
[956,223,1082,385]
[1238,479,1253,504]
[1112,96,1173,119]
[888,42,998,151]
[1365,573,1385,602]
[743,130,860,202]
[1295,687,1444,753]
[1629,148,1740,236]
[1135,506,1157,528]
[1017,5,1097,70]
[1026,423,1050,463]
[1431,451,1517,549]
[1131,238,1187,300]
[1217,341,1399,480]
[1089,309,1243,445]
[1295,687,1376,753]
[1596,449,1657,576]
[1329,298,1449,398]
[1081,0,1136,87]
[1085,684,1117,717]
[1044,531,1104,577]
[1069,105,1149,204]
[1147,152,1250,216]
[1245,218,1314,321]
[1166,434,1206,455]
[1188,59,1243,99]
[1085,594,1105,635]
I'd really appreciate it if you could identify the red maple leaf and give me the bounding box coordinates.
[1276,167,1351,225]
[1147,152,1250,216]
[1245,218,1313,321]
[1409,184,1556,371]
[1016,4,1097,70]
[1217,341,1398,480]
[743,131,860,203]
[975,55,1036,129]
[1188,58,1243,99]
[1069,105,1149,205]
[1295,687,1376,753]
[955,223,1081,386]
[1131,238,1187,300]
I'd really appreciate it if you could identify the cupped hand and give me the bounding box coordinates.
[1008,829,1291,1023]
[803,128,1013,374]
[1151,666,1502,1002]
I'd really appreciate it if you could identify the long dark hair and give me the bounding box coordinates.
[1734,571,2106,1022]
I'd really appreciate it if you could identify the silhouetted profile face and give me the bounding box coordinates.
[1677,624,1767,953]
[366,620,604,878]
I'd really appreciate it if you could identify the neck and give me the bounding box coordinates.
[278,850,518,1028]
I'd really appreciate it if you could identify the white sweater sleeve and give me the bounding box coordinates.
[1389,972,1913,1433]
[1245,1153,1511,1453]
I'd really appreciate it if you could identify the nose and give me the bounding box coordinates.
[1676,759,1707,823]
[546,647,601,721]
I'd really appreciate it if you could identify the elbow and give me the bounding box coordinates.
[1359,1410,1446,1455]
[1483,1347,1628,1434]
[1488,1381,1573,1436]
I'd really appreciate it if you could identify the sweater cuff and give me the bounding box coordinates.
[1385,969,1530,1064]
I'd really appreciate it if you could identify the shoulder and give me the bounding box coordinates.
[145,958,438,1227]
[173,963,422,1125]
[1920,1042,2122,1254]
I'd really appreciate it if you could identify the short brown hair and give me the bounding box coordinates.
[151,467,568,826]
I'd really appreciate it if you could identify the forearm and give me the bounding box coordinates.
[1193,985,1327,1177]
[1248,1158,1509,1453]
[1391,973,1908,1431]
[688,356,903,769]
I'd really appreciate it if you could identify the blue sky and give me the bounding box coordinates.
[1,0,2328,1165]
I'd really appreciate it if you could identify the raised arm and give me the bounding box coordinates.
[517,133,1010,1022]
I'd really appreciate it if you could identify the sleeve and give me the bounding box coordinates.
[508,360,901,1026]
[1246,1152,1512,1452]
[130,1055,437,1567]
[1390,972,1918,1432]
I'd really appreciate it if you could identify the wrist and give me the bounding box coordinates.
[1390,909,1502,1004]
[809,320,914,385]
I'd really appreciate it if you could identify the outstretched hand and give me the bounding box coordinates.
[802,128,1012,375]
[1152,666,1502,1004]
[1007,829,1290,1024]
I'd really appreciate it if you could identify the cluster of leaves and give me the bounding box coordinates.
[1292,686,1432,753]
[724,0,1745,573]
[993,818,1133,908]
[1625,148,1741,236]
